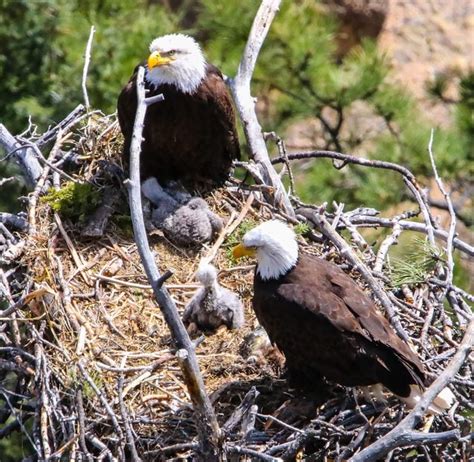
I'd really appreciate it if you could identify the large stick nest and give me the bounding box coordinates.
[1,113,472,461]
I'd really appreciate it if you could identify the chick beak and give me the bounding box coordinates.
[147,51,172,69]
[232,243,256,259]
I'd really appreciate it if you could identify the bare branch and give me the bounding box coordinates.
[427,129,456,287]
[118,356,142,462]
[228,0,294,217]
[82,25,96,110]
[272,149,418,182]
[273,149,442,244]
[0,213,28,231]
[0,176,14,187]
[374,221,402,273]
[345,215,474,257]
[36,104,86,147]
[126,66,222,461]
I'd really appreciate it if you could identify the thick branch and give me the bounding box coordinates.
[126,66,222,461]
[0,213,28,231]
[350,318,474,462]
[0,124,42,187]
[228,0,294,217]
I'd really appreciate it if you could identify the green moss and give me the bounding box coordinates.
[41,182,100,223]
[294,222,311,236]
[224,219,258,262]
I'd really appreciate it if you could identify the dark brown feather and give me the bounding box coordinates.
[117,63,240,187]
[253,253,425,397]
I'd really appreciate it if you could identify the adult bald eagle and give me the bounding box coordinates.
[117,33,240,187]
[233,220,454,412]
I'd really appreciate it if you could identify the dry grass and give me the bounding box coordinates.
[19,115,289,452]
[5,114,471,461]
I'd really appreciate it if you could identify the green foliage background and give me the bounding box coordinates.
[0,0,471,215]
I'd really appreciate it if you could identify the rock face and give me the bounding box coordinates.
[379,0,473,126]
[323,0,389,56]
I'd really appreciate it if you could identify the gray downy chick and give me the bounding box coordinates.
[163,180,193,204]
[162,198,223,246]
[141,177,179,224]
[183,262,244,334]
[239,325,285,367]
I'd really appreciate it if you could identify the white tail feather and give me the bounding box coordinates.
[400,385,455,415]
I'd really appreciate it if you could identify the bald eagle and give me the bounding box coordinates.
[233,220,454,413]
[117,33,240,187]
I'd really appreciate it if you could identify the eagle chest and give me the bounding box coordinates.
[146,95,210,146]
[253,281,323,359]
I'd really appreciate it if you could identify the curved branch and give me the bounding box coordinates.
[125,66,222,461]
[272,150,418,182]
[228,0,294,217]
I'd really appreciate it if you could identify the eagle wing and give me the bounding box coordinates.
[277,254,424,372]
[201,64,240,162]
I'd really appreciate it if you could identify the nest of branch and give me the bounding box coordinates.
[1,112,472,462]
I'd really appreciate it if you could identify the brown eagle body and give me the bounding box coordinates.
[117,62,240,186]
[253,253,425,397]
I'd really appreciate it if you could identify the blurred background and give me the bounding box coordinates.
[0,0,472,215]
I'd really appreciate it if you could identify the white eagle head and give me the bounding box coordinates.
[146,33,206,94]
[233,220,299,280]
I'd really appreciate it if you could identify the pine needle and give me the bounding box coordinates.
[390,237,442,288]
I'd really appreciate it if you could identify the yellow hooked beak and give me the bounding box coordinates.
[147,51,173,69]
[232,243,256,259]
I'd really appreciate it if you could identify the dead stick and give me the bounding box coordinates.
[125,65,223,461]
[82,25,96,110]
[228,0,294,217]
[350,318,473,462]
